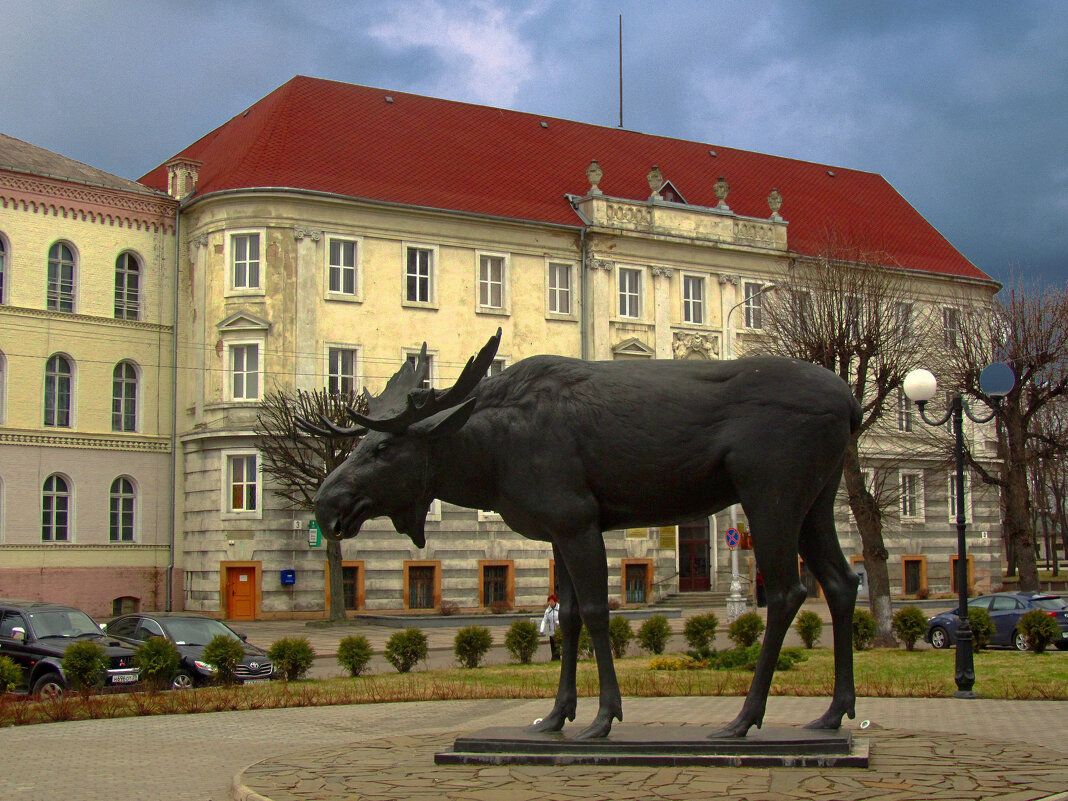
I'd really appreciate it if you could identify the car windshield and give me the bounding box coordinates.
[160,618,240,646]
[29,609,102,638]
[1029,597,1066,611]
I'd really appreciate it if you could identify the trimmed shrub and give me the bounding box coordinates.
[504,619,540,664]
[968,608,995,651]
[794,610,823,649]
[852,610,876,651]
[438,600,460,616]
[1019,610,1060,654]
[728,612,765,648]
[133,637,181,688]
[576,625,593,659]
[683,613,718,656]
[385,628,428,673]
[0,655,21,693]
[61,641,109,692]
[337,635,374,677]
[454,626,493,668]
[608,616,634,658]
[710,644,806,672]
[202,634,245,684]
[636,615,672,655]
[648,655,697,671]
[268,637,315,681]
[891,606,927,651]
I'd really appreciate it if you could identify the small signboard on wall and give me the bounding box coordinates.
[308,520,321,547]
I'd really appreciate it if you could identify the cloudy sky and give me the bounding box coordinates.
[2,0,1064,288]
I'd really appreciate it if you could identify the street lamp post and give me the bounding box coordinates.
[723,282,775,622]
[903,363,1015,698]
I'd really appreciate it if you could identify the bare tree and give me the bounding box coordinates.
[951,279,1068,592]
[751,233,943,645]
[256,388,366,621]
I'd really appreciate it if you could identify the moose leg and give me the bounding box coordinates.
[529,544,580,732]
[799,479,859,729]
[715,511,806,738]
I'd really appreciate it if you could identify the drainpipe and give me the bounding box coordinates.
[166,201,182,611]
[567,196,592,361]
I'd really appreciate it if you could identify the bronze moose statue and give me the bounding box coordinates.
[303,329,862,739]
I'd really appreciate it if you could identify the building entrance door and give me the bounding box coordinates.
[678,519,711,592]
[226,566,256,620]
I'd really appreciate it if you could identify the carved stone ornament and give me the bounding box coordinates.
[768,188,783,221]
[650,266,674,278]
[672,331,719,359]
[586,160,603,195]
[718,274,739,286]
[587,257,614,271]
[293,227,323,242]
[192,234,210,249]
[714,176,731,211]
[647,165,664,200]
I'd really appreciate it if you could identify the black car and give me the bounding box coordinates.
[104,612,275,688]
[924,592,1068,651]
[0,600,140,696]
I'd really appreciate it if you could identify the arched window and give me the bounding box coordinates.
[42,474,70,542]
[112,361,138,432]
[0,235,7,304]
[115,252,140,320]
[44,354,73,427]
[0,350,6,425]
[47,242,75,312]
[109,477,135,542]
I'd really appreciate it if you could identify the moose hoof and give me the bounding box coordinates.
[803,704,854,730]
[527,707,574,733]
[573,712,615,740]
[710,717,758,739]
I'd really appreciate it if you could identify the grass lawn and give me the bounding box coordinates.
[2,646,1065,727]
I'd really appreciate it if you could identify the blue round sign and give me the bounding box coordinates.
[726,528,740,549]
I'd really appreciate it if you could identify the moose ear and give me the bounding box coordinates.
[413,397,477,439]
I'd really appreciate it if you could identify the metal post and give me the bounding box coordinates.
[951,395,977,698]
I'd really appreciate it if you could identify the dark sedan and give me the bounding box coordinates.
[105,613,275,688]
[924,592,1068,651]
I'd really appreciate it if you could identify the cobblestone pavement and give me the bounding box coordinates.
[4,697,1067,801]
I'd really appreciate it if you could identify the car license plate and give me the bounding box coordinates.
[111,674,138,684]
[243,679,269,685]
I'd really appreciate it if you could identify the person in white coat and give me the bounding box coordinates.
[540,593,560,660]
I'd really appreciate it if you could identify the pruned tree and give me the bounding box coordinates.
[256,388,366,621]
[750,232,943,645]
[951,280,1068,591]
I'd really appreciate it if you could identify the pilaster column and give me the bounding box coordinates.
[651,266,674,359]
[587,257,614,360]
[292,227,323,391]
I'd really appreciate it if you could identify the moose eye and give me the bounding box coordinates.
[374,441,391,456]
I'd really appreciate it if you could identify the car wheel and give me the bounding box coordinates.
[929,627,951,649]
[32,672,66,699]
[1013,630,1029,651]
[1055,641,1068,651]
[171,670,195,690]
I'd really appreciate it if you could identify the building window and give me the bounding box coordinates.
[479,560,514,608]
[227,453,258,513]
[895,302,912,338]
[231,233,261,290]
[229,343,260,401]
[743,281,766,329]
[624,561,651,604]
[897,389,913,432]
[900,471,924,521]
[47,242,75,312]
[950,555,974,595]
[948,473,971,523]
[112,362,138,432]
[0,351,6,425]
[342,565,360,610]
[0,236,6,304]
[114,253,141,319]
[328,238,357,295]
[405,246,433,303]
[943,307,960,349]
[683,275,705,324]
[42,474,70,542]
[902,556,926,596]
[548,262,571,315]
[328,347,358,394]
[405,352,433,389]
[44,354,73,427]
[618,267,641,318]
[478,254,506,309]
[404,562,439,610]
[109,477,135,542]
[488,358,505,377]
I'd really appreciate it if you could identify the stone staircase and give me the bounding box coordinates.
[655,590,730,610]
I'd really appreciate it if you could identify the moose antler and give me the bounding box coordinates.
[349,328,502,434]
[295,414,367,439]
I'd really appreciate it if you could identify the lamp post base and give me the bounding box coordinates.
[726,574,747,623]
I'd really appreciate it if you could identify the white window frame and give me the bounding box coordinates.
[0,350,6,425]
[476,251,509,314]
[326,344,360,395]
[225,229,266,296]
[487,357,507,378]
[617,266,643,319]
[948,472,971,524]
[897,389,914,433]
[109,475,138,543]
[325,235,362,301]
[114,251,142,320]
[44,353,75,428]
[112,360,140,433]
[899,470,925,522]
[403,243,438,308]
[943,306,960,349]
[403,347,436,390]
[895,301,912,338]
[682,274,706,325]
[227,341,263,402]
[222,449,262,518]
[0,233,7,306]
[743,281,766,329]
[42,473,73,542]
[47,240,77,313]
[546,260,575,318]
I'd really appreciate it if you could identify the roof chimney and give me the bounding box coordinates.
[165,157,203,199]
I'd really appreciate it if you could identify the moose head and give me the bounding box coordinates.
[299,329,502,548]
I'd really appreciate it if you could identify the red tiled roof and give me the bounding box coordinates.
[140,76,989,281]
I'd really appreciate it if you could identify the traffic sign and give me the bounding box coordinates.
[725,527,740,550]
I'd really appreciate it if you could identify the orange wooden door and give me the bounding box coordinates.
[227,567,256,620]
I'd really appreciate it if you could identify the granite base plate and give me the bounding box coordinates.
[434,725,869,768]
